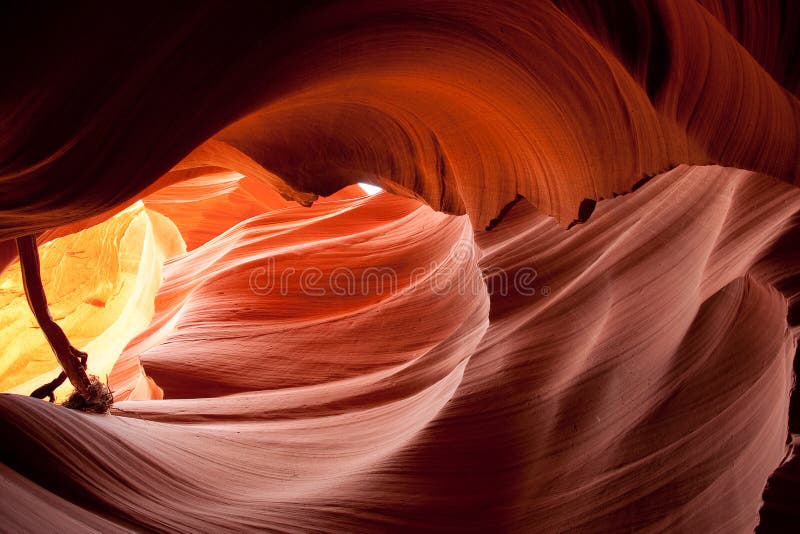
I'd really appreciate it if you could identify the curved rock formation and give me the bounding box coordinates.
[1,1,799,532]
[0,203,184,400]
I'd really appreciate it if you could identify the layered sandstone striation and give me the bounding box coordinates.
[1,1,799,532]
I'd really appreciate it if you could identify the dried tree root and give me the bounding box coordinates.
[16,235,93,402]
[29,349,90,402]
[30,371,67,402]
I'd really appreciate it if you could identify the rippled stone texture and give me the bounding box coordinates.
[1,2,799,532]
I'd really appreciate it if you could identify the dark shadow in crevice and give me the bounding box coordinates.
[631,173,656,192]
[567,198,597,230]
[485,194,524,231]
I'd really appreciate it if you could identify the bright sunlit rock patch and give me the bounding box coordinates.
[358,182,383,196]
[0,202,185,400]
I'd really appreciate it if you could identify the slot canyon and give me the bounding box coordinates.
[1,1,799,532]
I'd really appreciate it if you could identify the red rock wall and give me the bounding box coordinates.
[1,2,799,532]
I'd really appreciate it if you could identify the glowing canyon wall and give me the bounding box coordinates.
[1,1,799,532]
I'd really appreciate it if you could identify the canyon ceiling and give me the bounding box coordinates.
[1,1,799,532]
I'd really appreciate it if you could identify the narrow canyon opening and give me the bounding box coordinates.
[0,176,488,406]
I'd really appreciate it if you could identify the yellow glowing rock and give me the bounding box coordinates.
[0,202,185,400]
